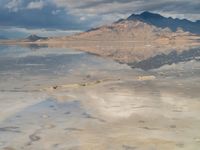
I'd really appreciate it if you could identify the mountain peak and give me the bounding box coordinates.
[140,11,163,19]
[139,11,158,16]
[27,34,40,40]
[127,11,163,20]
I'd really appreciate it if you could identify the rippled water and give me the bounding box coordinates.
[0,45,200,150]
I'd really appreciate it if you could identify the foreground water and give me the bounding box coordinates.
[0,45,200,150]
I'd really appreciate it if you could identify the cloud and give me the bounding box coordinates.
[0,0,200,33]
[27,1,44,10]
[5,0,21,12]
[0,0,91,30]
[51,0,200,26]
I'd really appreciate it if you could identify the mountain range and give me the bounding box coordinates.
[127,11,200,34]
[2,11,199,42]
[54,11,199,42]
[0,11,200,68]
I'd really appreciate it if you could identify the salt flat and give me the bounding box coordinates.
[0,45,200,150]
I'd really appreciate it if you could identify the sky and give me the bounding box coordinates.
[0,0,200,39]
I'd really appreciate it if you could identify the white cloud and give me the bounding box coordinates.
[5,0,21,12]
[27,1,44,10]
[52,9,61,15]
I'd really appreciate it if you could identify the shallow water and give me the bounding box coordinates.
[0,45,200,150]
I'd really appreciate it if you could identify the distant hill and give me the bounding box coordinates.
[25,34,48,42]
[127,11,200,34]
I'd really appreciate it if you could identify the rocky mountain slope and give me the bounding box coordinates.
[56,19,196,44]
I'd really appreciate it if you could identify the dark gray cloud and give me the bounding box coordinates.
[0,0,91,30]
[76,0,135,9]
[0,0,199,38]
[0,7,82,30]
[51,0,200,26]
